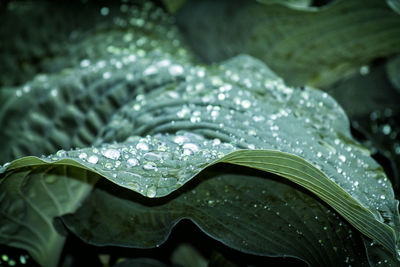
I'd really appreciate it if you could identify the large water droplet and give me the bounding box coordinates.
[143,161,157,170]
[88,155,99,164]
[102,149,120,160]
[136,142,149,151]
[127,158,139,167]
[241,100,251,109]
[169,65,184,76]
[146,186,157,198]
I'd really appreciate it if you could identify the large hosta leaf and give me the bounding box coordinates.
[175,0,400,87]
[2,53,399,261]
[62,168,370,266]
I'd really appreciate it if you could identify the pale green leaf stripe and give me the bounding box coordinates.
[217,150,399,255]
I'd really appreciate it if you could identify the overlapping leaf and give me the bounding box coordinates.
[63,168,370,266]
[0,166,95,266]
[175,0,400,87]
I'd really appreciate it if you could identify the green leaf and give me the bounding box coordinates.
[386,55,400,92]
[62,168,369,266]
[175,0,400,87]
[256,0,317,11]
[218,150,400,257]
[2,54,399,260]
[0,166,96,266]
[387,0,400,15]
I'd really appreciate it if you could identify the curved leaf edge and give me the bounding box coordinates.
[1,149,399,259]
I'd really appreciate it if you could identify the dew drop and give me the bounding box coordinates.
[183,143,199,153]
[102,149,120,160]
[136,142,149,151]
[100,6,109,16]
[146,186,157,198]
[103,72,111,79]
[241,100,251,109]
[143,162,157,170]
[88,155,99,164]
[169,65,184,76]
[174,136,186,145]
[338,155,346,162]
[105,162,113,169]
[79,153,87,160]
[382,124,391,135]
[127,158,139,167]
[143,66,157,76]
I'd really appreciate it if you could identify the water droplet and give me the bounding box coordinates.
[143,66,157,76]
[103,72,111,79]
[105,162,113,169]
[317,152,322,158]
[80,59,90,67]
[169,65,184,76]
[100,6,110,16]
[144,152,162,161]
[241,99,251,109]
[23,85,31,93]
[102,149,120,160]
[19,255,27,264]
[146,186,157,198]
[382,124,391,135]
[79,153,87,160]
[143,162,157,170]
[359,65,370,75]
[183,143,199,153]
[338,155,346,162]
[136,142,149,151]
[218,93,226,100]
[88,155,99,164]
[174,136,186,145]
[127,158,139,167]
[353,181,359,186]
[50,89,58,97]
[380,195,386,200]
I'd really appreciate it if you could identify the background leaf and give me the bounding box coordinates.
[175,0,400,87]
[0,166,96,266]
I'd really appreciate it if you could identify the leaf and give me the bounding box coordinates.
[326,61,400,192]
[2,54,399,260]
[386,55,400,92]
[257,0,317,11]
[175,0,400,87]
[0,166,96,266]
[387,0,400,15]
[62,168,369,266]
